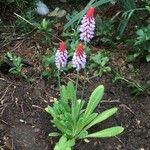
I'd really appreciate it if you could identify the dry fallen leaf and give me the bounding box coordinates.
[48,7,66,18]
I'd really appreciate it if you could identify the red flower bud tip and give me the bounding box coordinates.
[59,41,66,52]
[76,43,84,56]
[86,7,94,18]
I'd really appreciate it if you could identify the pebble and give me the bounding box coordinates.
[128,64,134,70]
[34,128,40,133]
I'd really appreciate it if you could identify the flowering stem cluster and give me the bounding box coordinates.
[55,7,95,91]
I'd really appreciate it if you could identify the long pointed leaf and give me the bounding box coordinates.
[76,113,98,136]
[53,118,69,134]
[92,0,111,8]
[60,85,68,103]
[117,10,134,36]
[85,126,124,138]
[64,0,95,30]
[67,81,76,101]
[85,85,104,117]
[64,0,111,30]
[84,107,118,130]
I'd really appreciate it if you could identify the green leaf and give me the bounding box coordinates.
[101,57,109,66]
[43,55,55,67]
[54,136,75,150]
[105,66,111,72]
[64,0,111,30]
[92,0,111,8]
[83,113,98,127]
[67,81,76,101]
[6,52,13,60]
[85,85,104,117]
[60,85,68,103]
[78,130,88,139]
[65,81,79,122]
[78,113,97,129]
[75,99,85,119]
[76,113,98,136]
[85,126,124,138]
[53,101,63,114]
[64,0,95,30]
[146,5,150,12]
[48,132,61,137]
[117,10,134,36]
[45,105,56,118]
[127,51,141,62]
[146,54,150,62]
[137,29,144,36]
[84,107,118,130]
[53,118,69,134]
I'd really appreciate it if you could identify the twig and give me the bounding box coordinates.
[14,12,34,26]
[0,84,12,103]
[14,12,63,42]
[115,136,125,147]
[0,119,14,128]
[102,99,120,103]
[119,104,136,116]
[32,105,43,110]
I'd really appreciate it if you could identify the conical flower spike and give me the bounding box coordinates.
[72,43,86,71]
[55,41,68,69]
[80,7,95,43]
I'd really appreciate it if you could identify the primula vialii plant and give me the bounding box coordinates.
[45,6,124,150]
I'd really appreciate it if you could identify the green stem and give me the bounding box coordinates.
[81,68,87,99]
[76,71,79,93]
[58,69,61,91]
[125,8,146,13]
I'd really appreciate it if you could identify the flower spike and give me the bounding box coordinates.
[72,43,86,71]
[55,41,68,69]
[79,7,95,43]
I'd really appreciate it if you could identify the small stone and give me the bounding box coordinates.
[138,148,145,150]
[34,128,40,133]
[146,80,150,85]
[128,64,134,70]
[48,7,66,18]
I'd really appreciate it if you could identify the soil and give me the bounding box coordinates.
[0,58,150,150]
[0,1,150,150]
